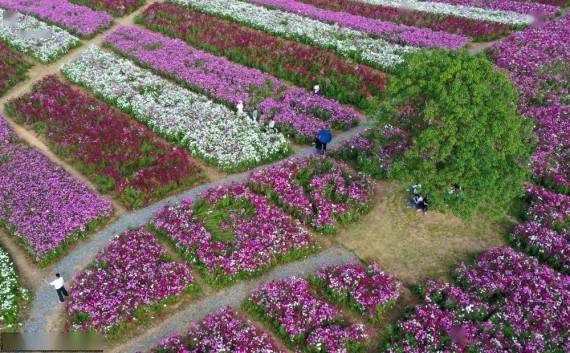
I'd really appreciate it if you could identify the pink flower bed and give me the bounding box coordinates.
[525,184,570,229]
[511,221,569,272]
[68,0,144,16]
[430,0,560,16]
[0,116,16,145]
[311,263,401,322]
[246,277,368,352]
[150,307,284,352]
[152,182,316,286]
[0,0,112,37]
[66,228,195,335]
[248,157,373,234]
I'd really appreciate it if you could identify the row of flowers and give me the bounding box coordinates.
[66,228,197,336]
[245,0,468,48]
[169,0,416,70]
[0,116,113,266]
[0,8,80,63]
[0,0,112,37]
[152,182,317,287]
[0,246,28,329]
[103,26,361,142]
[61,46,290,171]
[136,3,388,108]
[66,0,144,17]
[5,75,204,209]
[295,0,512,41]
[0,40,31,97]
[248,156,374,234]
[434,0,565,10]
[385,247,569,352]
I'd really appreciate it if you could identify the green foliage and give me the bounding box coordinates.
[377,50,534,219]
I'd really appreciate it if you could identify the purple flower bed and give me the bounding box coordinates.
[311,263,401,322]
[103,26,361,141]
[150,307,284,352]
[429,0,560,16]
[152,182,316,286]
[525,183,570,230]
[246,277,368,352]
[248,156,373,234]
[0,0,112,37]
[247,0,468,49]
[66,228,196,335]
[511,221,569,272]
[0,118,112,266]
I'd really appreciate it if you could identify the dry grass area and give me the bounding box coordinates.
[336,181,512,285]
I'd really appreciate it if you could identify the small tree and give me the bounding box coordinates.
[378,50,534,218]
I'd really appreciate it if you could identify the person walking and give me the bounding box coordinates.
[45,273,69,303]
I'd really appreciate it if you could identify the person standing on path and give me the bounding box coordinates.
[44,273,69,303]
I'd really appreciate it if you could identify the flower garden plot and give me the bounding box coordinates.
[249,157,374,234]
[0,0,112,37]
[296,0,513,41]
[245,0,468,48]
[66,228,197,336]
[0,8,80,63]
[149,307,284,353]
[0,117,113,266]
[330,126,409,179]
[68,0,144,17]
[61,46,289,172]
[434,0,565,11]
[137,3,388,109]
[6,76,204,209]
[0,246,28,329]
[152,183,316,287]
[169,0,415,70]
[525,184,570,230]
[245,277,369,352]
[103,26,361,142]
[310,263,401,322]
[0,41,31,97]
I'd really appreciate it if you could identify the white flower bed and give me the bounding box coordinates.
[0,8,80,63]
[170,0,415,69]
[354,0,533,26]
[61,46,289,171]
[0,247,21,328]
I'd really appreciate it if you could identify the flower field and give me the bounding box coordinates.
[67,0,144,16]
[0,116,113,266]
[153,182,316,286]
[66,228,196,335]
[0,246,25,329]
[0,41,31,97]
[6,75,203,209]
[249,157,374,234]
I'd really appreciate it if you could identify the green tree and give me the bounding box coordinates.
[378,50,534,218]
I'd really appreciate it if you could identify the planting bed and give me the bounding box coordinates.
[0,41,31,97]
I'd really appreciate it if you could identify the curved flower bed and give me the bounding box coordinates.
[0,247,26,329]
[68,0,144,16]
[150,307,284,352]
[249,157,374,234]
[137,3,388,109]
[525,184,570,229]
[153,183,316,286]
[66,228,196,335]
[169,0,415,70]
[103,26,361,142]
[311,263,401,322]
[246,0,468,48]
[246,278,368,352]
[0,41,31,97]
[6,76,203,209]
[61,46,289,171]
[0,8,80,63]
[0,117,113,266]
[0,0,112,37]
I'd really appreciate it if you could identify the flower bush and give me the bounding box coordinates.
[330,125,409,179]
[66,228,196,336]
[246,0,468,48]
[153,182,316,286]
[0,117,113,266]
[61,46,289,171]
[150,307,284,352]
[245,277,368,352]
[249,157,373,234]
[0,8,80,63]
[0,0,112,37]
[310,263,401,322]
[169,0,415,69]
[68,0,144,16]
[0,247,27,329]
[6,75,203,209]
[525,183,570,230]
[103,26,361,142]
[137,3,388,108]
[0,41,31,97]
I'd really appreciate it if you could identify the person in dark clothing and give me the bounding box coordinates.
[315,137,326,155]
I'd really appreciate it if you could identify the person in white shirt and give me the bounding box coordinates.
[236,100,244,115]
[44,273,69,303]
